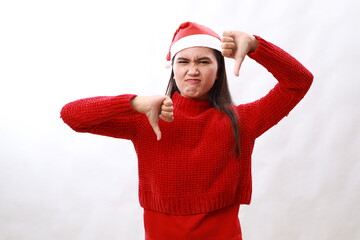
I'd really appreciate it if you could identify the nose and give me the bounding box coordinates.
[187,64,199,75]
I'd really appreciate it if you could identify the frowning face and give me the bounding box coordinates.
[173,47,218,100]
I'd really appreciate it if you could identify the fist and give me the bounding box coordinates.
[131,95,174,140]
[221,30,258,76]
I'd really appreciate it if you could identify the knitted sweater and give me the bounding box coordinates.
[61,36,313,215]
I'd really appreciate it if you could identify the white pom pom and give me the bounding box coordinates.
[164,61,172,68]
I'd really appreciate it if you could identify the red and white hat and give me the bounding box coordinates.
[166,22,222,62]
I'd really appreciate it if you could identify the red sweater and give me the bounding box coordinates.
[61,36,313,215]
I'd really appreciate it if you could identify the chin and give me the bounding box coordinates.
[180,89,207,99]
[185,94,207,100]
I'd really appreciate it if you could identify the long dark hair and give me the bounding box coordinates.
[165,50,240,155]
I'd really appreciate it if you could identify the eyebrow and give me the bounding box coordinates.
[176,56,212,61]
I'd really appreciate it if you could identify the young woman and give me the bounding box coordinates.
[61,22,313,240]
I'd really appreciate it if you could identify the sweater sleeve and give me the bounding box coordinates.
[60,94,140,140]
[242,36,313,138]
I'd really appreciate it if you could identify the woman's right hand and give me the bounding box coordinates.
[130,95,174,140]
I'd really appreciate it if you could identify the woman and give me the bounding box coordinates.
[61,22,313,240]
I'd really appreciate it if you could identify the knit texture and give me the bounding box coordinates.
[61,36,313,215]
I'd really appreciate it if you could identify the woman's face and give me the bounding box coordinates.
[173,47,218,100]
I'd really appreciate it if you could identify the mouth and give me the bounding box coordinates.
[185,79,201,83]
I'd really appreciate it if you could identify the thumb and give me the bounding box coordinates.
[148,111,162,141]
[151,121,162,141]
[234,56,245,77]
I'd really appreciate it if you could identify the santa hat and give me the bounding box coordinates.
[166,22,222,62]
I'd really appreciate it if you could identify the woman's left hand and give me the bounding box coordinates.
[221,30,258,76]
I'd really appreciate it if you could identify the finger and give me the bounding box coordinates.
[161,105,173,112]
[159,111,174,121]
[221,42,235,50]
[161,107,173,117]
[159,114,173,123]
[163,97,173,107]
[222,48,233,58]
[222,30,234,38]
[221,36,234,43]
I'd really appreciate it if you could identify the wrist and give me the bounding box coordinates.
[130,96,146,113]
[249,35,259,53]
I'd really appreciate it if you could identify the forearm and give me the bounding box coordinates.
[248,36,313,94]
[61,94,139,138]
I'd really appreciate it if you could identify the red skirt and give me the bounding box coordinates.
[144,204,242,240]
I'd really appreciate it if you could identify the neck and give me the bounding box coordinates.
[172,92,211,116]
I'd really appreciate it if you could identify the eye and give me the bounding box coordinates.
[176,58,189,64]
[199,60,210,64]
[198,57,211,64]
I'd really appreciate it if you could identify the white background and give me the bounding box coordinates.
[1,0,359,239]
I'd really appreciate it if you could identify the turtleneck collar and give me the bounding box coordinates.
[172,92,212,116]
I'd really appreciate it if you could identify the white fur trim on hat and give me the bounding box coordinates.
[169,34,222,61]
